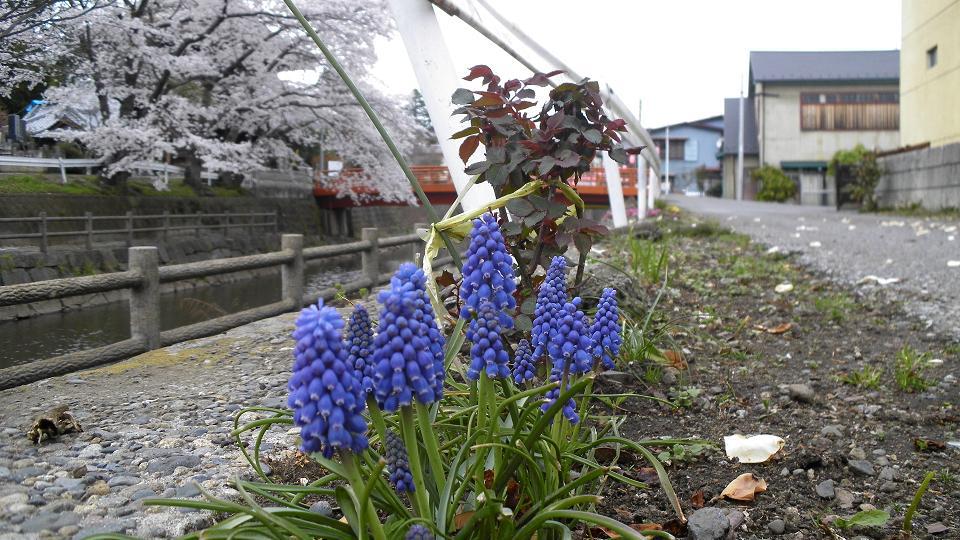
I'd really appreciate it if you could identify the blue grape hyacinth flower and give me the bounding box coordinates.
[384,430,414,493]
[512,338,536,384]
[591,288,622,370]
[288,301,368,458]
[345,304,374,393]
[405,524,434,540]
[465,299,510,381]
[531,256,569,363]
[541,384,579,424]
[549,297,594,376]
[371,263,446,411]
[459,213,517,328]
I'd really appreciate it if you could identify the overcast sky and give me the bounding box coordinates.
[370,0,901,129]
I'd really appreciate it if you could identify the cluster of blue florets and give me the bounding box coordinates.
[512,338,536,384]
[385,430,414,493]
[465,299,511,380]
[405,524,435,540]
[591,288,621,370]
[345,304,374,393]
[460,213,516,329]
[550,298,594,376]
[288,301,369,458]
[370,263,446,412]
[531,256,569,363]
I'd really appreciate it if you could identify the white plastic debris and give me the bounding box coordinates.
[775,282,794,294]
[881,221,905,227]
[848,225,856,231]
[944,226,958,233]
[724,434,785,464]
[949,236,956,241]
[948,261,960,268]
[858,275,902,286]
[766,246,781,254]
[809,241,822,248]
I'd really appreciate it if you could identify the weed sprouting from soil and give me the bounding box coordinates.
[838,364,883,389]
[893,345,931,392]
[814,293,857,323]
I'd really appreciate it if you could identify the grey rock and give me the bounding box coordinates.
[880,481,898,492]
[309,500,333,517]
[20,511,81,533]
[835,488,855,509]
[848,447,867,460]
[816,479,836,499]
[130,488,156,500]
[787,384,816,403]
[78,444,103,459]
[146,454,201,474]
[879,467,896,481]
[820,425,843,438]
[688,507,729,540]
[72,519,133,539]
[107,476,141,487]
[768,519,786,535]
[848,459,875,476]
[175,484,200,498]
[55,477,86,490]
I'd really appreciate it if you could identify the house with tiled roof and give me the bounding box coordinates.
[723,50,901,204]
[648,115,723,193]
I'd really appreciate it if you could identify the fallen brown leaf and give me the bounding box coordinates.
[631,523,663,532]
[661,519,688,537]
[636,467,660,485]
[721,473,767,501]
[914,438,946,451]
[690,489,705,509]
[453,511,475,530]
[766,322,793,334]
[663,350,687,369]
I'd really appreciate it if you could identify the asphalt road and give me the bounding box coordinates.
[668,195,960,340]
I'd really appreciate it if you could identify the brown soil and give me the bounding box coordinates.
[591,213,959,539]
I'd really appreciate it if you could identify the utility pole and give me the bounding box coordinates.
[664,126,671,194]
[387,0,495,212]
[736,86,745,201]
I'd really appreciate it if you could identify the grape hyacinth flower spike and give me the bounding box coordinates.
[591,288,622,370]
[540,297,593,424]
[288,300,368,458]
[345,304,374,393]
[371,263,446,411]
[512,338,536,384]
[384,430,414,493]
[531,256,569,363]
[460,213,516,328]
[465,299,510,381]
[405,524,435,540]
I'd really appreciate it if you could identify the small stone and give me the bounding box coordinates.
[820,425,843,438]
[768,519,786,535]
[21,511,81,533]
[879,467,896,481]
[175,484,200,498]
[71,465,88,478]
[848,447,867,460]
[309,500,333,517]
[787,384,816,403]
[780,468,790,477]
[87,481,110,496]
[835,488,855,509]
[688,507,729,540]
[108,476,141,487]
[848,460,875,476]
[146,454,201,474]
[78,444,102,459]
[926,522,948,534]
[816,479,835,499]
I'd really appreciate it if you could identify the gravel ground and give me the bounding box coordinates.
[669,195,960,340]
[0,310,329,539]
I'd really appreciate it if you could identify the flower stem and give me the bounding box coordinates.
[341,452,387,540]
[281,0,462,268]
[415,401,446,495]
[400,405,432,521]
[366,394,387,446]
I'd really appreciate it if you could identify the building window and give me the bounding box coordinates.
[684,139,698,161]
[927,46,938,68]
[652,138,686,160]
[800,91,899,131]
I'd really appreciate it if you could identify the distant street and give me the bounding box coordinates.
[669,195,960,340]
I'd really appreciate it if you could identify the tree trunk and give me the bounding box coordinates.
[181,151,208,194]
[100,169,130,192]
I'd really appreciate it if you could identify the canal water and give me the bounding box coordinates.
[0,260,378,369]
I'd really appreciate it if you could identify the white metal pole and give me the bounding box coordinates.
[601,154,627,228]
[636,154,648,220]
[387,0,495,212]
[736,90,744,201]
[664,126,671,194]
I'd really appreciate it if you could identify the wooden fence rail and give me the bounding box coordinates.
[0,211,279,252]
[0,225,447,390]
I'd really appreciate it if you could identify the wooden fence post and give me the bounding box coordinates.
[39,212,48,254]
[281,234,304,308]
[162,211,170,242]
[361,228,379,285]
[84,212,93,250]
[195,211,202,237]
[125,211,134,247]
[128,246,160,350]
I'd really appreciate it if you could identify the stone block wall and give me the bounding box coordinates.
[876,142,960,210]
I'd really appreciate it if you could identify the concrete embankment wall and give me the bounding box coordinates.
[876,142,960,210]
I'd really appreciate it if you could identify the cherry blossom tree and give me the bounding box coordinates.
[4,0,420,201]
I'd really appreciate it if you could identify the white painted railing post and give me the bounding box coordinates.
[637,155,648,221]
[129,246,160,350]
[58,158,67,185]
[281,234,304,308]
[601,154,627,228]
[387,0,496,212]
[362,228,380,285]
